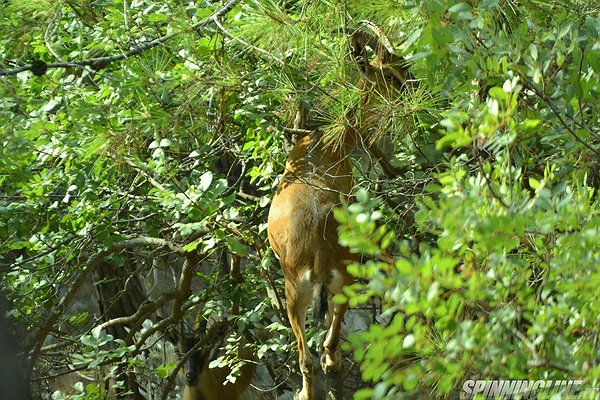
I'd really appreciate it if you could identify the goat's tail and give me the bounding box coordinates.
[313,284,328,328]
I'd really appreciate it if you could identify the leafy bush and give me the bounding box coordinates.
[335,1,599,398]
[0,0,598,399]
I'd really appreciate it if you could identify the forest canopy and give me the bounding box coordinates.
[1,0,598,399]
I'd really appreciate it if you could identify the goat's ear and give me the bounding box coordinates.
[350,32,368,72]
[376,45,397,65]
[350,29,394,71]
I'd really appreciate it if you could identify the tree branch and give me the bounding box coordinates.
[516,70,599,155]
[160,320,230,400]
[25,236,185,379]
[128,249,200,347]
[0,0,238,76]
[95,290,179,332]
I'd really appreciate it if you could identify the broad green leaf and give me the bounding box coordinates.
[199,171,213,191]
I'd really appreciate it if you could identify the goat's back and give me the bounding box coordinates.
[268,135,355,283]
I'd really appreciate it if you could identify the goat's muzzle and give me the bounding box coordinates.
[185,371,199,386]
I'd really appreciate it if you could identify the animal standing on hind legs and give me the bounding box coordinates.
[267,23,411,400]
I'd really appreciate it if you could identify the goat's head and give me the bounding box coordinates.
[182,319,213,386]
[181,318,255,400]
[344,22,412,148]
[350,23,411,99]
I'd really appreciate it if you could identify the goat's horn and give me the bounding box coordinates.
[356,20,396,54]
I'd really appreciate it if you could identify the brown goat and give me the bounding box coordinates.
[267,26,410,400]
[182,320,255,400]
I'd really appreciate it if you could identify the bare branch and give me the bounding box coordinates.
[96,290,179,332]
[160,320,229,400]
[25,236,185,378]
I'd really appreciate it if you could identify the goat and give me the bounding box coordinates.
[267,25,410,400]
[182,318,255,400]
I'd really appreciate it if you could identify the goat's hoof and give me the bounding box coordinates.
[294,387,313,400]
[320,350,342,373]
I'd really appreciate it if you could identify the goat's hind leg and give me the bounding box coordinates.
[285,280,314,400]
[321,300,348,373]
[321,294,348,400]
[320,267,353,400]
[321,268,351,373]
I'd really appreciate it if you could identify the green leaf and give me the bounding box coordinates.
[519,119,541,130]
[395,259,412,275]
[488,86,507,102]
[226,236,248,257]
[199,171,213,191]
[403,372,418,391]
[159,138,172,148]
[197,37,212,54]
[529,43,538,61]
[196,8,214,19]
[356,188,369,203]
[448,3,469,14]
[156,363,176,378]
[183,240,201,251]
[529,177,540,190]
[407,51,432,62]
[85,383,100,394]
[401,28,423,53]
[436,131,471,149]
[43,97,61,112]
[558,21,573,39]
[148,13,168,22]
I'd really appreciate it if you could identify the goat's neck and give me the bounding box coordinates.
[281,126,358,197]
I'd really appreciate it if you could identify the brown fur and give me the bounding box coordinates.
[267,29,409,400]
[182,336,255,400]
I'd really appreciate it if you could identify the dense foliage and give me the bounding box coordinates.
[1,0,598,399]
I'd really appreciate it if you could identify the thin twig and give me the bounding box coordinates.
[44,1,67,62]
[211,15,284,65]
[25,236,185,380]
